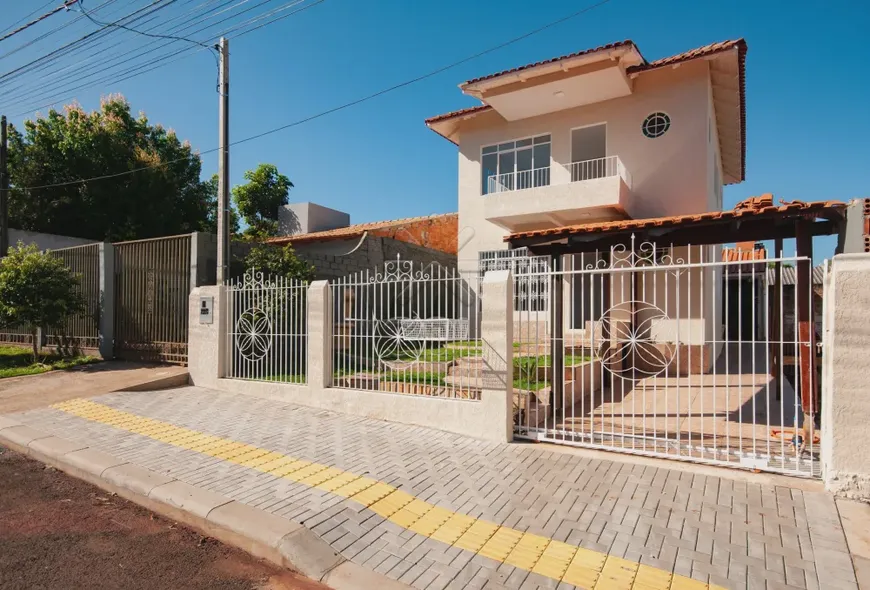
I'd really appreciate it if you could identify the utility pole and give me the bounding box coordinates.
[0,115,8,257]
[216,37,230,283]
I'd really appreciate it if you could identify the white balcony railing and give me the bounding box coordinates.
[486,156,631,195]
[487,167,550,194]
[568,155,631,187]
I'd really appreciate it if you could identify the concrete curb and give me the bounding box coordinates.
[0,424,411,590]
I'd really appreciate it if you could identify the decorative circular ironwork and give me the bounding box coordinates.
[235,307,272,361]
[596,301,675,378]
[642,112,670,138]
[372,317,425,363]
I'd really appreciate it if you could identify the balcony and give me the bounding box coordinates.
[483,156,633,232]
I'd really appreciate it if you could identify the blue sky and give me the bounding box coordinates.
[2,0,868,261]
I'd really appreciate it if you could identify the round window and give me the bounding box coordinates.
[642,112,670,138]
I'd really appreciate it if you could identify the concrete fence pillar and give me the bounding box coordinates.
[98,242,115,360]
[823,253,870,500]
[307,280,332,389]
[481,269,513,443]
[188,284,223,388]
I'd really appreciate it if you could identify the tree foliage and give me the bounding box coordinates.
[200,173,241,235]
[232,163,293,239]
[7,96,214,241]
[244,243,313,283]
[0,243,85,359]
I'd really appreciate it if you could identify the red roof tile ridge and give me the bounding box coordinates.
[461,40,637,87]
[266,212,458,243]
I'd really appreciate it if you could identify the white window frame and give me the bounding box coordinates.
[479,248,550,312]
[480,133,551,195]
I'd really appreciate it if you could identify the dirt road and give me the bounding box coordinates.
[0,444,327,590]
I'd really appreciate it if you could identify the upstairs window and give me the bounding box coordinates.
[642,112,670,138]
[481,134,551,195]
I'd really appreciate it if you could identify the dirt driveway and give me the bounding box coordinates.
[0,361,188,414]
[0,444,327,590]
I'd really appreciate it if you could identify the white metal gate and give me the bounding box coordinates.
[513,236,823,477]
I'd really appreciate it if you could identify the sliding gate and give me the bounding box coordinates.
[512,237,823,477]
[114,235,191,364]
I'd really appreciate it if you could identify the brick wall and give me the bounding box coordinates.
[370,214,458,255]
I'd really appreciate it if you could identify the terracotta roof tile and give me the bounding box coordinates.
[424,104,492,125]
[625,39,744,73]
[506,195,847,242]
[461,40,637,86]
[267,213,458,245]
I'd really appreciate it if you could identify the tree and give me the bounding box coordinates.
[0,243,85,360]
[200,173,241,235]
[232,163,293,239]
[7,95,214,241]
[243,243,313,283]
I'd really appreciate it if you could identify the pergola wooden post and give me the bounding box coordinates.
[550,253,564,409]
[770,236,783,391]
[795,220,816,446]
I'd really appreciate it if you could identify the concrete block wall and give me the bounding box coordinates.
[293,236,457,281]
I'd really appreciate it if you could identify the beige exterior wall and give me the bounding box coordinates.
[451,60,724,356]
[456,60,714,262]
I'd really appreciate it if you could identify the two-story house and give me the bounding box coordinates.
[426,39,746,360]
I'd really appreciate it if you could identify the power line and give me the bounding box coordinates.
[0,0,304,113]
[0,0,122,64]
[77,0,222,91]
[0,1,79,45]
[0,0,232,102]
[0,1,57,35]
[0,1,170,85]
[6,0,613,192]
[78,0,214,53]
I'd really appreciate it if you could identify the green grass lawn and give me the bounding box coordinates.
[0,345,99,379]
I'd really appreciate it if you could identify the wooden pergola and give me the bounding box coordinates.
[505,196,848,437]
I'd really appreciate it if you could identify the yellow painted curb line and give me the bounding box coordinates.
[51,398,725,590]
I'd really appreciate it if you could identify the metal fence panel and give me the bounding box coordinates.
[114,235,191,364]
[46,243,101,351]
[330,257,482,400]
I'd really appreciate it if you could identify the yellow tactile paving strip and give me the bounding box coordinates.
[51,398,724,590]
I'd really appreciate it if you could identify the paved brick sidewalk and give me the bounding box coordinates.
[8,386,859,590]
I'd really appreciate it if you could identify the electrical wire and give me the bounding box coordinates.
[77,0,222,92]
[5,0,614,192]
[0,0,304,112]
[0,1,171,85]
[0,1,79,45]
[0,0,121,64]
[78,0,214,53]
[0,1,58,35]
[0,0,233,102]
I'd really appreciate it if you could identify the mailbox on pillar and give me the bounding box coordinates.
[199,296,214,324]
